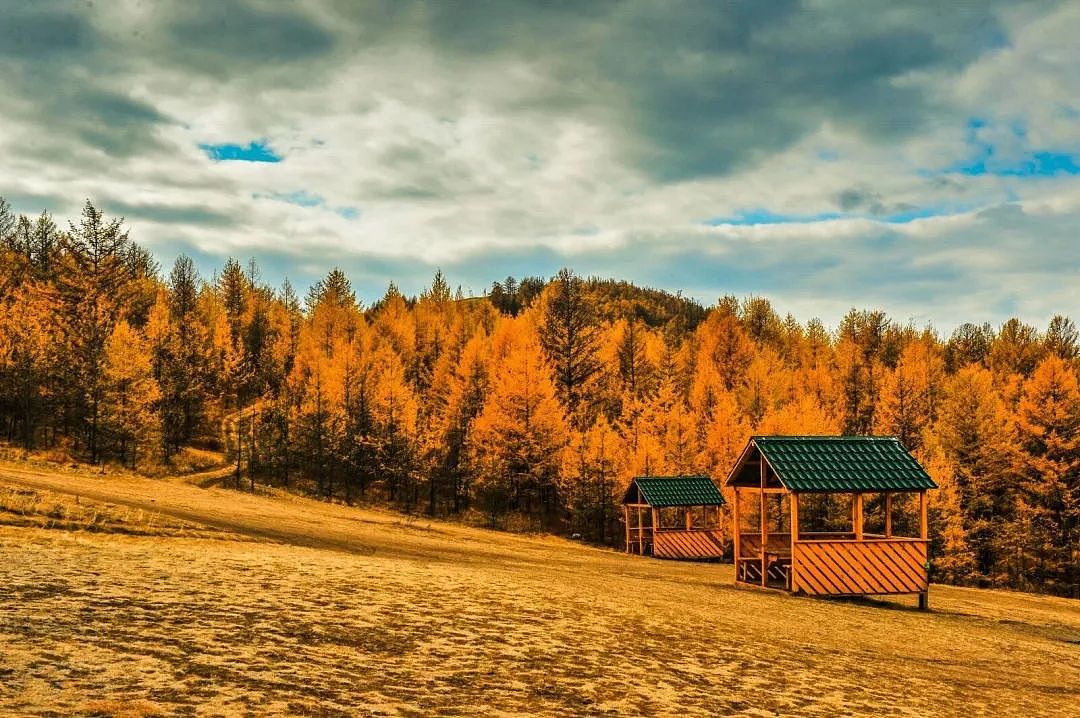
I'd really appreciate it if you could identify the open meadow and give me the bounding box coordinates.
[1,462,1078,717]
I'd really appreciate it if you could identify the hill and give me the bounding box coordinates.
[1,461,1077,717]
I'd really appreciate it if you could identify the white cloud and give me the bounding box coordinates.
[0,1,1077,332]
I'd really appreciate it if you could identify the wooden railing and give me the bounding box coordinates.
[653,529,726,560]
[738,532,792,557]
[792,538,928,595]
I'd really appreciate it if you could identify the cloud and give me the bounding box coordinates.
[0,5,93,58]
[0,0,1077,332]
[155,0,337,76]
[100,200,237,229]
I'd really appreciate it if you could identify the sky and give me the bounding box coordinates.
[1,1,1078,332]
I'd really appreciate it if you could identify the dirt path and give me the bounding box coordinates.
[0,463,599,568]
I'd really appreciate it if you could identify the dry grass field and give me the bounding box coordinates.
[1,462,1078,717]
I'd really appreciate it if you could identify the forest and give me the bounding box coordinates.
[0,197,1077,597]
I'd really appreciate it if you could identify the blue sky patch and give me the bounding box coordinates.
[200,140,282,163]
[705,205,965,227]
[951,150,1080,177]
[942,118,1080,177]
[271,190,323,207]
[254,190,359,220]
[705,208,842,226]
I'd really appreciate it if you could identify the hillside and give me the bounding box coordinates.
[1,462,1077,717]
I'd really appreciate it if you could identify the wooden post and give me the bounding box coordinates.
[651,506,659,556]
[919,491,928,540]
[733,490,741,572]
[790,492,800,593]
[637,506,643,554]
[854,493,864,541]
[623,504,630,552]
[919,490,929,610]
[885,492,893,538]
[685,508,692,530]
[760,457,767,587]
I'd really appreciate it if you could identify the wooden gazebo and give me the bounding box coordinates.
[622,476,726,560]
[725,436,937,608]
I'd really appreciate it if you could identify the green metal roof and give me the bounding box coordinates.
[626,476,725,507]
[753,436,937,493]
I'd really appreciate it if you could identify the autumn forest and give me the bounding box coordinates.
[0,198,1077,597]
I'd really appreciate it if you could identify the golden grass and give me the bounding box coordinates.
[0,441,227,480]
[0,461,1078,717]
[0,484,242,540]
[79,699,167,717]
[160,447,227,475]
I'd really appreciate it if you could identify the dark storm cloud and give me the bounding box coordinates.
[369,0,1018,180]
[835,186,918,217]
[101,200,238,229]
[0,2,173,162]
[3,81,174,161]
[0,1,1024,177]
[0,189,76,218]
[159,0,336,74]
[600,2,1009,179]
[0,4,94,58]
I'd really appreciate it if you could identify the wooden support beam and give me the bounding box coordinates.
[760,457,767,587]
[884,493,893,538]
[685,508,692,530]
[790,492,800,593]
[623,504,630,553]
[651,506,659,556]
[732,490,741,564]
[919,490,928,541]
[919,490,929,609]
[637,506,643,554]
[854,493,864,541]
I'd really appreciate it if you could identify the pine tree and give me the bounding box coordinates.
[101,321,161,468]
[875,333,944,451]
[58,201,136,462]
[370,344,419,508]
[934,366,1017,585]
[470,321,568,526]
[154,256,211,457]
[538,268,601,425]
[1044,315,1079,362]
[695,310,753,392]
[0,197,15,243]
[220,258,247,351]
[561,417,620,542]
[921,447,977,583]
[0,283,60,449]
[945,322,994,371]
[837,309,890,434]
[1013,355,1080,592]
[990,318,1044,377]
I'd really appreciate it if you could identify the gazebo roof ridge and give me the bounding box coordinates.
[727,435,937,493]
